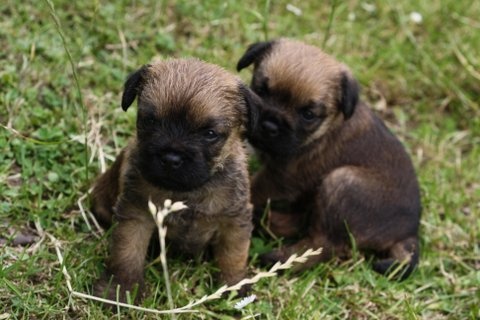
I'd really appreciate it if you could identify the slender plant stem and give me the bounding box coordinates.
[263,0,271,40]
[323,0,338,49]
[45,0,89,181]
[157,208,176,319]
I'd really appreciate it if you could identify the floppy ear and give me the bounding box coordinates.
[121,64,150,111]
[236,41,275,71]
[238,83,261,134]
[339,72,360,119]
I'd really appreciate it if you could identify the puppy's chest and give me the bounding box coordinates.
[274,162,324,193]
[163,207,220,254]
[149,183,244,254]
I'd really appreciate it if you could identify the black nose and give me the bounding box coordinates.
[261,120,279,137]
[160,152,184,169]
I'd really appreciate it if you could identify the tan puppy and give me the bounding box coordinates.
[237,39,421,279]
[91,59,259,302]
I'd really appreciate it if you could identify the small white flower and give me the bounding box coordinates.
[348,12,356,21]
[409,11,423,24]
[361,2,376,13]
[234,294,256,310]
[286,4,302,16]
[170,201,188,212]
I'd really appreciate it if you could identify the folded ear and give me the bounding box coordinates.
[339,71,360,119]
[236,41,275,71]
[238,83,261,134]
[121,64,150,111]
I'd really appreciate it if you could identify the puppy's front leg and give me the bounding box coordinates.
[95,204,155,303]
[267,210,305,238]
[250,168,287,206]
[90,150,126,229]
[213,218,252,292]
[252,168,307,237]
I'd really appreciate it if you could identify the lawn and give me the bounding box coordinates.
[0,0,479,319]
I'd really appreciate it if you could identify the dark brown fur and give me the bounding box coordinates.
[237,39,421,279]
[91,59,258,303]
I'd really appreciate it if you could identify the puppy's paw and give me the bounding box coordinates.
[258,249,286,267]
[372,258,414,281]
[220,283,252,300]
[236,283,252,297]
[93,277,143,308]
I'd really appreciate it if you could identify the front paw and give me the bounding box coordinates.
[258,249,286,267]
[267,211,303,238]
[93,276,143,307]
[235,283,252,297]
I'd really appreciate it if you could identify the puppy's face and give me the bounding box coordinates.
[237,39,359,158]
[122,59,258,191]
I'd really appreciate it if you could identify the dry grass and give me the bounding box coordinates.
[1,0,479,319]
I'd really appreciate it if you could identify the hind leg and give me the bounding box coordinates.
[260,166,420,275]
[259,167,369,270]
[91,150,126,229]
[318,166,420,279]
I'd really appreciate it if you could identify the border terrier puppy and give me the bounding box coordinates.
[91,59,258,302]
[237,39,421,279]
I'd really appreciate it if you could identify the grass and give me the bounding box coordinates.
[1,0,479,318]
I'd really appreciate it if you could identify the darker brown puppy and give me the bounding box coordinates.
[91,59,258,303]
[237,39,421,279]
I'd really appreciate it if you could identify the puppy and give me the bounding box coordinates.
[237,39,421,279]
[91,59,258,302]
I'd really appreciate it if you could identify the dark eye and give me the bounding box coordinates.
[300,109,316,121]
[204,129,219,142]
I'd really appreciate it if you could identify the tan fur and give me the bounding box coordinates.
[261,39,351,110]
[240,39,421,279]
[143,60,243,126]
[91,59,254,304]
